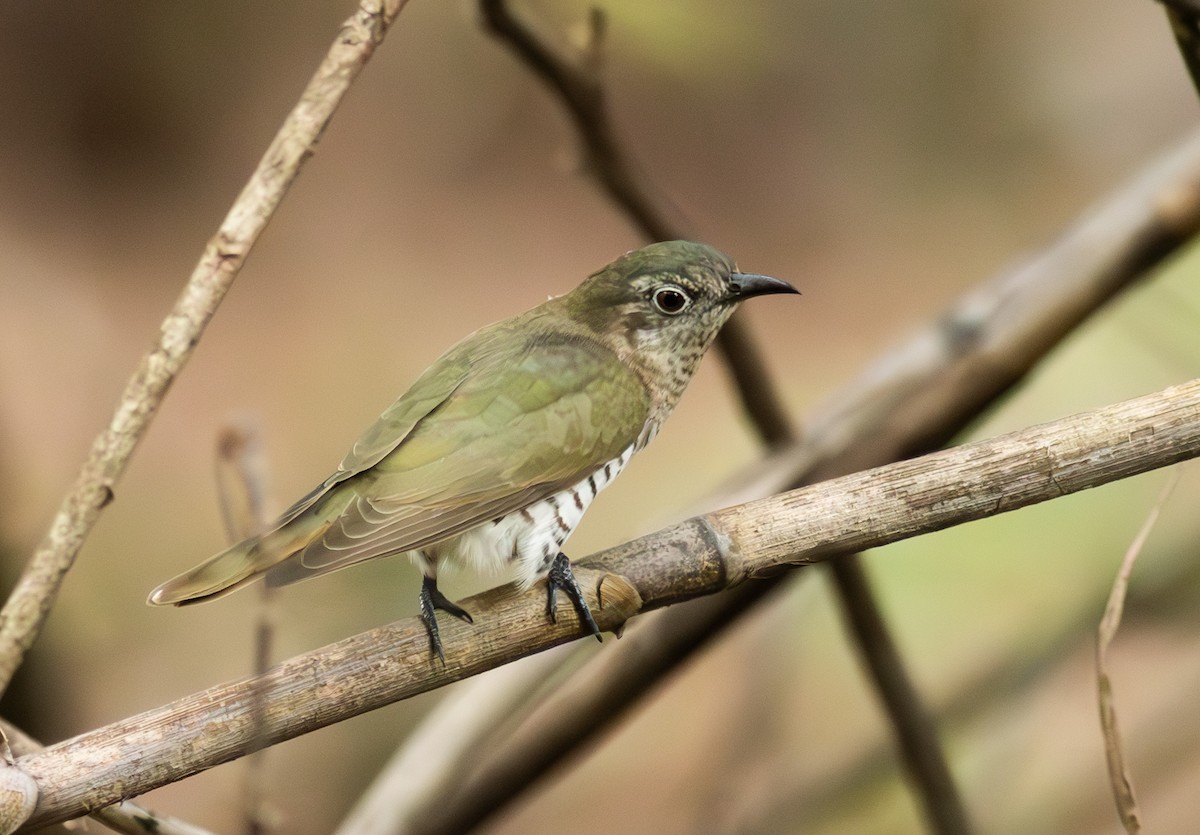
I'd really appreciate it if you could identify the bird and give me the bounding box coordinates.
[148,240,798,661]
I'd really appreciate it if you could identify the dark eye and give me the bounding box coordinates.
[651,285,690,315]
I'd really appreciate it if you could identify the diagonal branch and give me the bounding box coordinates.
[15,377,1200,828]
[0,0,411,698]
[479,0,796,445]
[829,556,972,835]
[1161,0,1200,96]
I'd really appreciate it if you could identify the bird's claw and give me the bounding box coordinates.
[547,552,602,642]
[419,575,473,664]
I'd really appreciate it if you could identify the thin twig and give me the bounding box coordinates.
[396,128,1200,832]
[215,425,277,835]
[1096,471,1179,834]
[15,377,1200,828]
[830,557,972,835]
[0,0,412,699]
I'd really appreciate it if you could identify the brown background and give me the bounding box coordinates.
[1,1,1199,832]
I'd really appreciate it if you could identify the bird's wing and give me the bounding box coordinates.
[269,355,477,529]
[148,340,480,605]
[268,331,650,583]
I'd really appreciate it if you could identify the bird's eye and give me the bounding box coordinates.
[651,285,691,315]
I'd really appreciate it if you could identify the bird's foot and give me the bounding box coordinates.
[546,552,602,642]
[419,575,473,663]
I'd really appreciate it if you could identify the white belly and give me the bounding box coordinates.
[411,443,636,588]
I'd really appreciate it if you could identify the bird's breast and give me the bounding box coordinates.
[424,442,638,587]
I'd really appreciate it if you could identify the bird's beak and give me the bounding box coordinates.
[727,272,800,301]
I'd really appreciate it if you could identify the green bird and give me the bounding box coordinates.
[149,240,798,660]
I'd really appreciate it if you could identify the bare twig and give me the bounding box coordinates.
[1096,472,1179,833]
[0,0,412,699]
[400,129,1200,833]
[215,425,277,835]
[830,557,971,835]
[13,378,1200,828]
[478,0,796,446]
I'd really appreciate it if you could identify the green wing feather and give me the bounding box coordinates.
[270,328,649,581]
[149,315,649,603]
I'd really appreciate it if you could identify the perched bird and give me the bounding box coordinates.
[149,240,798,660]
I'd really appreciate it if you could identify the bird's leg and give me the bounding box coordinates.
[546,552,602,642]
[419,575,473,663]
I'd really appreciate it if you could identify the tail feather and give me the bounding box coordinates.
[147,538,265,605]
[147,512,335,606]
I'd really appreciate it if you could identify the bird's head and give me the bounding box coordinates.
[564,240,798,361]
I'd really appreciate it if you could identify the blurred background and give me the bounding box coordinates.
[1,0,1199,832]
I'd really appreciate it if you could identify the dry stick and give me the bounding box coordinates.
[474,3,964,830]
[214,426,276,835]
[410,129,1200,835]
[15,378,1200,828]
[1095,472,1178,834]
[0,0,411,700]
[0,719,213,835]
[829,556,971,834]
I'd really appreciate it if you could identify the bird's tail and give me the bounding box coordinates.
[147,511,333,606]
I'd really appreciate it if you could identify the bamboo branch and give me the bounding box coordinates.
[14,378,1200,828]
[334,646,575,835]
[214,425,277,835]
[0,0,411,699]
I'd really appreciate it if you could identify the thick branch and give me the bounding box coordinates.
[0,0,410,698]
[16,378,1200,828]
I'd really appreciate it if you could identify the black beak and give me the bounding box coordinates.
[727,272,800,300]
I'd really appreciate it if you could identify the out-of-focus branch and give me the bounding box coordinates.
[0,0,411,699]
[479,0,796,446]
[334,646,576,835]
[1095,474,1177,834]
[15,377,1200,828]
[401,128,1200,834]
[829,557,971,835]
[214,425,277,835]
[1162,0,1200,96]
